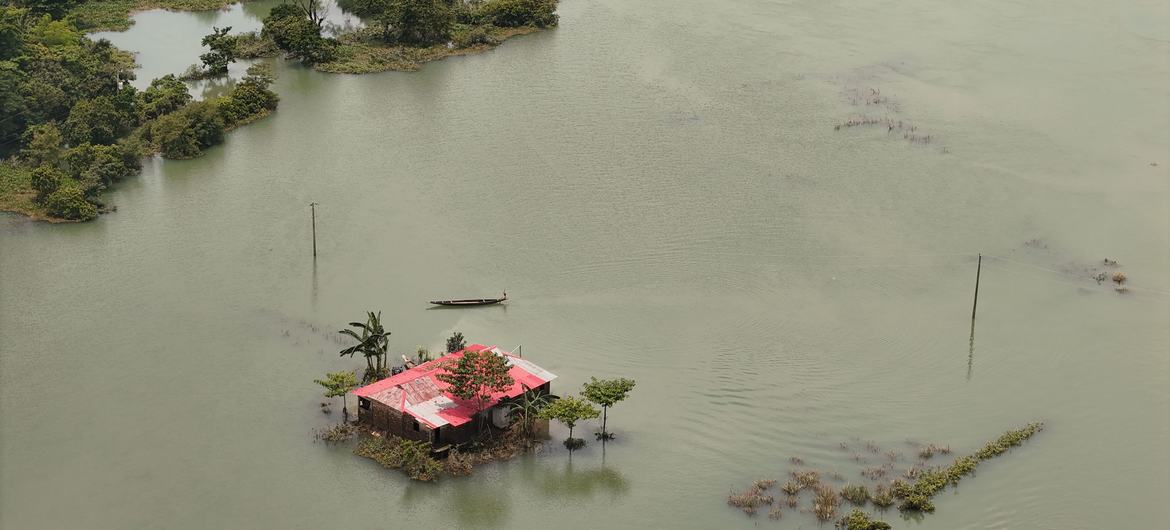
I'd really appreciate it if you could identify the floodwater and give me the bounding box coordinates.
[2,1,1168,528]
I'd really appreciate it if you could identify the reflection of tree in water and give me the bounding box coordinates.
[534,461,630,500]
[450,481,511,528]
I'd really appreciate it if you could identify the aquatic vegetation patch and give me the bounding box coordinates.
[354,435,444,481]
[727,480,775,516]
[895,423,1044,512]
[840,483,870,506]
[836,508,892,530]
[312,422,358,443]
[871,484,895,509]
[724,422,1044,525]
[812,484,840,521]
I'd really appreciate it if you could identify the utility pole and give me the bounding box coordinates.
[310,202,318,258]
[971,253,982,324]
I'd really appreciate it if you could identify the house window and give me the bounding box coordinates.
[359,398,370,410]
[413,421,420,432]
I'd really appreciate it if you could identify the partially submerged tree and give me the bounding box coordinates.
[581,377,635,440]
[539,395,599,450]
[446,331,466,353]
[314,370,359,416]
[199,26,236,75]
[436,348,514,433]
[339,311,392,382]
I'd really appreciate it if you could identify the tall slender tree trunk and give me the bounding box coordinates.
[602,407,608,436]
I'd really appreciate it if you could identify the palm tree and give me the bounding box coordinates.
[339,311,391,382]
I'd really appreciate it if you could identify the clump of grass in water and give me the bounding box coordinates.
[918,444,951,459]
[312,423,358,443]
[727,480,775,516]
[792,469,821,489]
[895,423,1044,512]
[813,484,840,522]
[871,485,895,509]
[781,480,802,495]
[840,483,870,506]
[861,466,887,480]
[768,504,783,520]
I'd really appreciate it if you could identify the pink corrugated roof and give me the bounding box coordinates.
[353,344,557,428]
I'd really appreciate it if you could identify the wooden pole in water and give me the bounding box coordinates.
[971,253,982,324]
[310,202,318,258]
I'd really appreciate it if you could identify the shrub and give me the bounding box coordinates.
[727,483,774,516]
[837,508,892,530]
[354,436,443,481]
[871,485,895,509]
[455,24,499,47]
[791,469,820,489]
[30,164,62,203]
[445,449,474,476]
[840,483,870,506]
[780,480,802,495]
[475,0,559,28]
[147,101,225,159]
[44,184,97,220]
[313,423,358,442]
[813,484,839,522]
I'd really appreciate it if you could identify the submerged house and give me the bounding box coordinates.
[352,344,556,447]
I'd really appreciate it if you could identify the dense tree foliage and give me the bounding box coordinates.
[262,2,336,64]
[0,6,279,220]
[474,0,558,28]
[199,26,236,75]
[376,0,454,46]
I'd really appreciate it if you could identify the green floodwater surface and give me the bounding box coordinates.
[2,1,1168,528]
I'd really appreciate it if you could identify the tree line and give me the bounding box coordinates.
[0,4,280,220]
[262,0,560,67]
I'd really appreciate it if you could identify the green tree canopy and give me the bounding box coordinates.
[445,331,466,353]
[376,0,454,46]
[581,377,635,439]
[199,26,236,75]
[262,3,335,64]
[436,348,514,431]
[314,370,359,416]
[475,0,559,28]
[538,395,599,447]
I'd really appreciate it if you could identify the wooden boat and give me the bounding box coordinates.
[429,292,507,307]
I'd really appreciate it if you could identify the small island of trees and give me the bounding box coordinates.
[315,314,637,481]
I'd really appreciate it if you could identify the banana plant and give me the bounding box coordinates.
[339,311,391,381]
